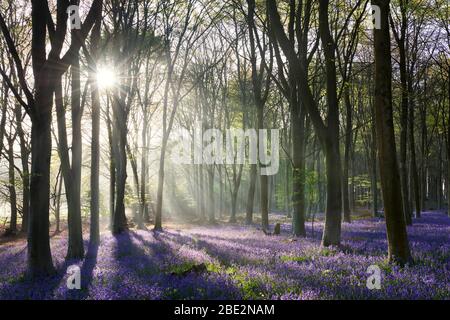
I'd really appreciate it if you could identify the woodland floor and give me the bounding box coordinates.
[0,211,449,299]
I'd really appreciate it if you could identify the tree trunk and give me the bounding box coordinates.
[154,138,167,231]
[231,189,238,223]
[396,1,412,225]
[25,0,102,275]
[245,164,257,224]
[322,138,343,246]
[111,93,128,234]
[319,0,342,246]
[407,78,420,218]
[258,108,269,230]
[139,114,148,225]
[247,0,269,230]
[55,168,62,233]
[14,103,30,234]
[67,54,84,259]
[285,155,291,218]
[89,16,101,244]
[106,99,115,229]
[7,136,17,233]
[55,78,83,259]
[291,97,306,237]
[372,0,411,265]
[420,102,427,211]
[342,87,352,223]
[28,83,55,275]
[208,166,215,223]
[370,98,378,217]
[218,166,223,219]
[127,142,141,228]
[437,143,442,209]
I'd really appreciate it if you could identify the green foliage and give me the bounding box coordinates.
[280,255,311,263]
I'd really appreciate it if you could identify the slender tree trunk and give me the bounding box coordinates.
[292,98,306,237]
[231,189,239,223]
[342,87,353,223]
[372,0,411,265]
[208,167,215,223]
[55,78,83,259]
[258,108,269,230]
[370,98,378,217]
[89,16,101,244]
[285,154,291,218]
[0,86,6,158]
[247,0,269,230]
[15,103,30,234]
[420,103,427,211]
[399,71,412,224]
[55,168,62,233]
[199,164,206,219]
[106,99,115,229]
[437,143,442,209]
[7,136,17,233]
[111,94,128,234]
[219,166,223,219]
[154,138,167,231]
[127,142,142,228]
[407,79,420,218]
[245,164,257,224]
[66,53,84,259]
[395,1,412,225]
[139,114,148,225]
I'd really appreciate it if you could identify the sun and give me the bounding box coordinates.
[96,66,117,89]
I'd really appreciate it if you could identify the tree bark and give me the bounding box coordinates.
[291,94,306,237]
[111,92,128,234]
[245,164,257,224]
[14,103,30,233]
[342,87,353,223]
[318,0,343,246]
[28,81,55,275]
[154,139,166,230]
[208,167,215,223]
[393,0,412,225]
[139,113,149,225]
[407,72,420,218]
[89,14,101,244]
[372,0,411,265]
[7,135,17,233]
[106,98,115,229]
[67,53,84,259]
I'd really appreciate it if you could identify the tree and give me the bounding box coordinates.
[372,0,411,265]
[88,8,102,244]
[246,0,272,230]
[267,0,343,246]
[0,0,102,276]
